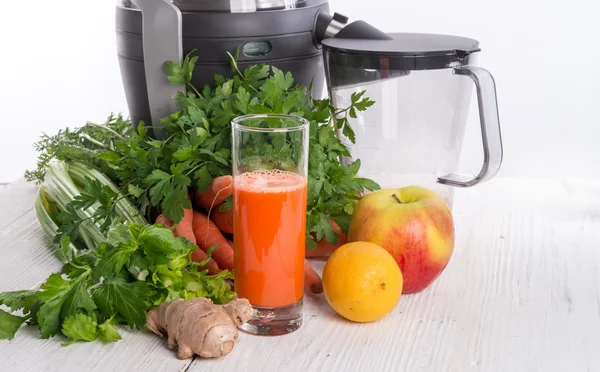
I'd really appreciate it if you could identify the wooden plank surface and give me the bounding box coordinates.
[1,178,599,372]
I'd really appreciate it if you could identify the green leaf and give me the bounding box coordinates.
[35,273,94,339]
[97,151,122,163]
[98,321,121,343]
[148,178,171,207]
[219,80,233,98]
[218,196,233,212]
[341,119,356,144]
[349,107,357,119]
[187,106,207,124]
[190,127,209,147]
[127,184,145,198]
[234,87,251,113]
[354,97,376,111]
[172,146,194,161]
[202,270,235,304]
[197,244,219,267]
[164,60,182,77]
[61,313,98,345]
[144,169,171,186]
[93,279,153,330]
[60,280,97,320]
[343,202,355,215]
[331,214,351,236]
[138,226,192,263]
[193,166,212,192]
[36,274,72,303]
[165,61,187,85]
[355,177,380,191]
[0,290,37,311]
[0,309,27,340]
[93,243,137,281]
[182,54,199,84]
[161,187,191,224]
[38,296,67,339]
[351,90,366,104]
[127,250,151,281]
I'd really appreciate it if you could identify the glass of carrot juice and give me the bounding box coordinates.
[231,114,309,336]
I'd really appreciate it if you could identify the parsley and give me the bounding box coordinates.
[25,51,379,244]
[0,311,27,341]
[61,313,98,345]
[0,224,234,343]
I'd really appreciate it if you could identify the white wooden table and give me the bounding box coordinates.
[1,177,599,372]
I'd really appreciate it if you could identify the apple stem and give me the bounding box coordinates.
[391,194,402,204]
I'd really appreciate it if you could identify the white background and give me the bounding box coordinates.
[0,0,598,183]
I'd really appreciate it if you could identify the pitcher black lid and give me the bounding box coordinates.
[322,33,481,70]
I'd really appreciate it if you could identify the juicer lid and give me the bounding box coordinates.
[322,33,481,70]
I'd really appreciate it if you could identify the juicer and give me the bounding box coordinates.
[115,0,503,193]
[116,0,390,129]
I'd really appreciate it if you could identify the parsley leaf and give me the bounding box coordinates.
[35,273,94,339]
[93,279,154,330]
[0,290,36,311]
[0,310,27,340]
[61,313,98,345]
[98,320,121,343]
[60,280,97,321]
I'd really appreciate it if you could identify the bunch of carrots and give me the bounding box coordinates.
[155,175,348,295]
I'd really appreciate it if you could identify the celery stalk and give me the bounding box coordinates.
[38,160,146,251]
[34,186,79,262]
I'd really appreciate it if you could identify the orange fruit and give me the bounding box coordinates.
[322,241,403,322]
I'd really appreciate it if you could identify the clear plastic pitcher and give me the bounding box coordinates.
[321,33,503,207]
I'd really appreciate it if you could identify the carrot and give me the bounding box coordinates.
[194,175,233,211]
[304,260,323,294]
[191,211,235,271]
[155,214,174,228]
[190,248,221,275]
[306,219,347,258]
[173,202,196,245]
[211,208,234,234]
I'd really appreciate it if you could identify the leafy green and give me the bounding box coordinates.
[25,51,378,244]
[0,310,27,340]
[93,279,153,330]
[37,273,79,338]
[61,313,98,345]
[0,290,36,311]
[98,320,121,342]
[0,224,234,344]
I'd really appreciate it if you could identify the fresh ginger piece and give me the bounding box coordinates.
[146,297,253,359]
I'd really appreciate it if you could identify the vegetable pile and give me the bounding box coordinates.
[1,161,233,343]
[1,52,378,346]
[24,52,379,246]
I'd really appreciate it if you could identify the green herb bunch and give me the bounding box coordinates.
[25,52,379,247]
[0,224,233,343]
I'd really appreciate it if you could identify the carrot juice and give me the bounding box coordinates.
[233,169,307,308]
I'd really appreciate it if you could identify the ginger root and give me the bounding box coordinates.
[146,297,253,359]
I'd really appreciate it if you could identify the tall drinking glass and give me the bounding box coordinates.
[231,114,309,336]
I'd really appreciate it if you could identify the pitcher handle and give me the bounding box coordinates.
[129,0,184,138]
[437,66,504,188]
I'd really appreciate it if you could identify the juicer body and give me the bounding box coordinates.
[116,1,328,128]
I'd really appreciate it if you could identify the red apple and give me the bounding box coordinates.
[348,186,454,294]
